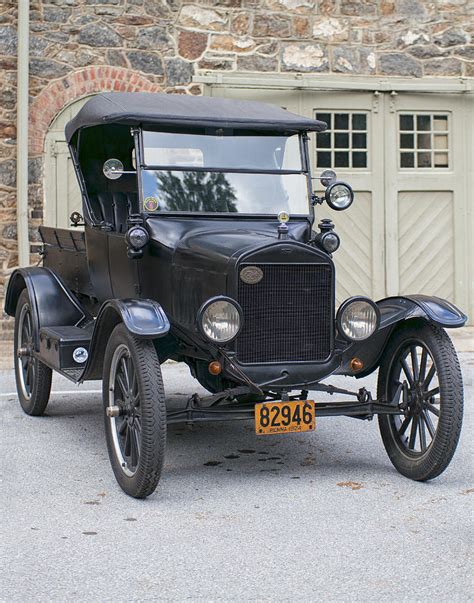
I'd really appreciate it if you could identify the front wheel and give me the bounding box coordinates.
[103,324,166,498]
[378,322,463,481]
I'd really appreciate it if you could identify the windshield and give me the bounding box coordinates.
[142,131,303,171]
[140,131,309,215]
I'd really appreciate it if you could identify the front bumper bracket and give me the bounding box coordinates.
[166,383,404,425]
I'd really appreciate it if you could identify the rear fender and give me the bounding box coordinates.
[338,294,467,378]
[81,299,170,381]
[4,267,89,348]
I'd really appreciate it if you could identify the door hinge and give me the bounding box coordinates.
[372,90,380,113]
[49,140,58,158]
[389,90,398,113]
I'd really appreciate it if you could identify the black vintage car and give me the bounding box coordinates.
[5,93,466,497]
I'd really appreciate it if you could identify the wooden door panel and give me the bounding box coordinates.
[320,191,373,304]
[398,191,454,299]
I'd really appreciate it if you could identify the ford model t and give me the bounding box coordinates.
[5,93,466,498]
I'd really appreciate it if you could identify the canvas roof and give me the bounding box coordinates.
[65,92,327,142]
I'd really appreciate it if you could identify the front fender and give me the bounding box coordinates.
[102,299,170,338]
[81,299,170,381]
[337,294,467,378]
[377,294,467,329]
[4,267,88,348]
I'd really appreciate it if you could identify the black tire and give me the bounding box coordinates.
[14,289,52,416]
[378,321,463,481]
[103,323,166,498]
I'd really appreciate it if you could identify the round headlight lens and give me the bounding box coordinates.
[200,299,241,343]
[326,182,354,211]
[338,299,379,341]
[321,231,340,253]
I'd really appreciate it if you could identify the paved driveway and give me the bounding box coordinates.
[1,351,472,601]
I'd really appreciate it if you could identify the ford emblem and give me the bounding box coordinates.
[240,266,263,285]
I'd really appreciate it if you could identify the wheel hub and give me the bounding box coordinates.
[122,394,137,424]
[405,379,425,416]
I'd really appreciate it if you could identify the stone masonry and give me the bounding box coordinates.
[0,0,473,344]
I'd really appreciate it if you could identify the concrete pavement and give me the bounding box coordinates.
[0,348,473,601]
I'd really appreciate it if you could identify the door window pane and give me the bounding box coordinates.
[317,132,330,148]
[315,111,368,169]
[417,152,432,167]
[317,151,331,167]
[433,115,448,131]
[416,115,431,131]
[316,113,331,128]
[417,133,431,149]
[352,113,367,130]
[434,152,448,167]
[398,113,450,169]
[400,133,414,148]
[335,133,349,148]
[352,133,366,148]
[434,134,448,149]
[400,152,415,168]
[334,113,349,129]
[335,151,349,167]
[352,152,367,168]
[400,115,414,130]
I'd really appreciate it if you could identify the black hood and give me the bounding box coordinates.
[146,216,311,270]
[143,216,312,326]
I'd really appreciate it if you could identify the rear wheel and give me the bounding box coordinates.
[14,289,52,416]
[378,322,463,481]
[103,324,166,498]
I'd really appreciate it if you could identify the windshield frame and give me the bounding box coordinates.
[135,127,314,223]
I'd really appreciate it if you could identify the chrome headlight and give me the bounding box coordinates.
[325,181,354,211]
[198,297,242,343]
[337,297,380,341]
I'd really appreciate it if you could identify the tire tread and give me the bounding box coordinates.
[103,324,166,498]
[378,321,463,481]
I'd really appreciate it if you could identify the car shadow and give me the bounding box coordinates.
[39,390,399,488]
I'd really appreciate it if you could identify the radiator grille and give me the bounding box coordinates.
[236,263,333,364]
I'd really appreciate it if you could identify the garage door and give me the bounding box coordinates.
[208,86,472,317]
[44,96,92,228]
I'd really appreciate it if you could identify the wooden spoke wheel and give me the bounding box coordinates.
[378,322,463,481]
[103,324,166,498]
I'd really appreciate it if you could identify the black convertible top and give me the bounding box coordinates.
[65,92,326,142]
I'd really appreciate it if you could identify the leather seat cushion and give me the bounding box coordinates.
[89,192,138,232]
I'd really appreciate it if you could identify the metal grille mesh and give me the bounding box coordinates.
[236,263,333,364]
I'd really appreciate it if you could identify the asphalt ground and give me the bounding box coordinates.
[0,350,473,602]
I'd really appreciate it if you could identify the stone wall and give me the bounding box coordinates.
[0,0,473,345]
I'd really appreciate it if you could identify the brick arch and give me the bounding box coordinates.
[29,66,162,155]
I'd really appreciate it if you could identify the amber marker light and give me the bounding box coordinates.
[350,358,364,372]
[208,361,222,375]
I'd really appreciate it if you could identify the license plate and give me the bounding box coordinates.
[255,400,315,435]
